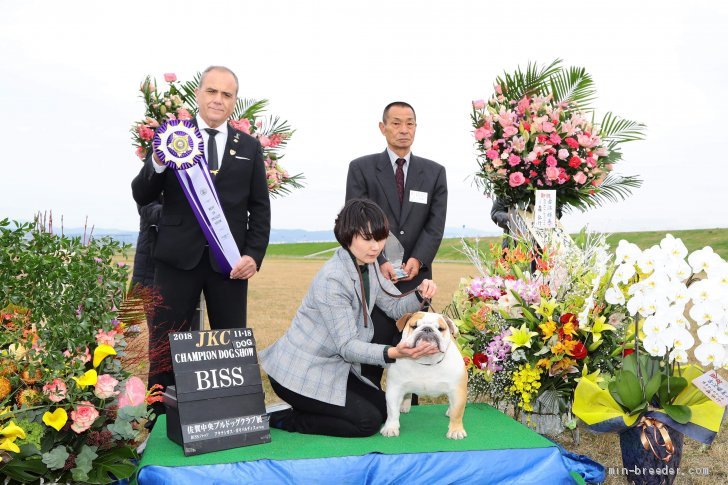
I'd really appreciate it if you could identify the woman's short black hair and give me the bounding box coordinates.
[334,199,389,248]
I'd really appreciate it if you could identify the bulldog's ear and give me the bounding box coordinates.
[396,313,413,332]
[443,316,458,337]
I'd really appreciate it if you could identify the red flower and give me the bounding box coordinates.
[463,356,472,367]
[571,342,588,360]
[622,348,635,357]
[568,156,582,168]
[472,353,488,370]
[565,137,579,148]
[559,313,578,326]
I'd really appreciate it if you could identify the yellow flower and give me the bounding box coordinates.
[42,408,68,431]
[536,358,552,369]
[504,323,539,350]
[93,344,117,368]
[582,315,616,345]
[73,369,98,388]
[538,320,557,340]
[0,421,26,453]
[531,298,557,318]
[574,364,604,384]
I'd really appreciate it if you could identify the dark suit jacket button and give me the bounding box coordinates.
[400,230,405,235]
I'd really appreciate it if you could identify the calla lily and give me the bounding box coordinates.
[93,344,116,368]
[531,298,557,318]
[42,408,68,431]
[582,315,616,345]
[72,369,98,388]
[504,323,539,350]
[0,421,26,453]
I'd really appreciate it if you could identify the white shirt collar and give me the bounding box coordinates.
[386,148,411,168]
[196,115,229,136]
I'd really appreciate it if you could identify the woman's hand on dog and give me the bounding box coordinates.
[389,340,439,360]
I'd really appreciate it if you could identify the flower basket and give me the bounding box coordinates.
[519,389,567,436]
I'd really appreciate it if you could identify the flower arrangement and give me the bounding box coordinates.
[130,72,304,197]
[448,233,627,418]
[471,59,644,211]
[573,235,726,442]
[0,218,158,483]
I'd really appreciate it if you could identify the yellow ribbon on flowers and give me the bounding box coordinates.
[573,365,724,436]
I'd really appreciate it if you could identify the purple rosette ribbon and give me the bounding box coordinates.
[153,120,241,274]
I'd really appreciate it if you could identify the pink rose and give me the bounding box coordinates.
[585,156,597,168]
[135,146,145,160]
[229,118,251,135]
[541,121,555,133]
[145,117,160,128]
[70,401,99,433]
[137,125,154,141]
[577,134,595,148]
[509,172,526,187]
[565,137,579,149]
[176,108,192,120]
[546,155,558,167]
[516,96,530,115]
[164,73,177,82]
[546,166,560,181]
[494,84,503,95]
[548,133,561,145]
[474,126,489,141]
[508,154,521,166]
[557,169,570,184]
[94,374,120,399]
[43,378,67,403]
[503,126,519,138]
[472,99,486,109]
[573,171,587,185]
[486,149,499,160]
[557,148,569,160]
[259,135,272,147]
[95,328,116,347]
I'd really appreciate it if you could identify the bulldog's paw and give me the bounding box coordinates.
[380,423,400,437]
[446,427,467,440]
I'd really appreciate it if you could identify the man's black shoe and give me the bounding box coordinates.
[266,402,294,431]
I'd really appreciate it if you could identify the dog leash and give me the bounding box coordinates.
[355,263,433,327]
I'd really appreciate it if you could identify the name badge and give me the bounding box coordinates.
[409,190,428,204]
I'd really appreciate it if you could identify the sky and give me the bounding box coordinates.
[2,0,726,235]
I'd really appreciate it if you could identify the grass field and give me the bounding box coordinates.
[119,228,728,484]
[264,228,728,262]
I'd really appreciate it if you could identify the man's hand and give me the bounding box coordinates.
[416,279,437,299]
[400,257,421,282]
[390,340,439,359]
[230,255,257,280]
[379,261,398,281]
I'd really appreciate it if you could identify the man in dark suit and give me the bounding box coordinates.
[131,66,271,413]
[345,101,447,392]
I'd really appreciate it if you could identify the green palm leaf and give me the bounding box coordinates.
[548,66,596,109]
[599,112,647,146]
[180,72,202,110]
[234,98,269,120]
[495,59,562,101]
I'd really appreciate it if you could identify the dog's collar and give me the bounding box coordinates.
[416,353,446,366]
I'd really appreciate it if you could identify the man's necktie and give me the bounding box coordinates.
[205,128,219,175]
[395,158,406,205]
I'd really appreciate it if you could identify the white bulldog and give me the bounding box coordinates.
[380,311,467,440]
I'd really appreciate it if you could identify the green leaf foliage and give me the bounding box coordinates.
[85,447,139,484]
[42,445,70,471]
[658,376,689,406]
[664,404,692,424]
[71,444,98,483]
[609,370,645,412]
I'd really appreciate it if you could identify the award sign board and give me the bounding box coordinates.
[165,328,270,455]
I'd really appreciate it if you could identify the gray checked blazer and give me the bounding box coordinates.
[260,247,421,406]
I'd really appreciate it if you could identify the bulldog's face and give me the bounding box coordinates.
[396,312,458,353]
